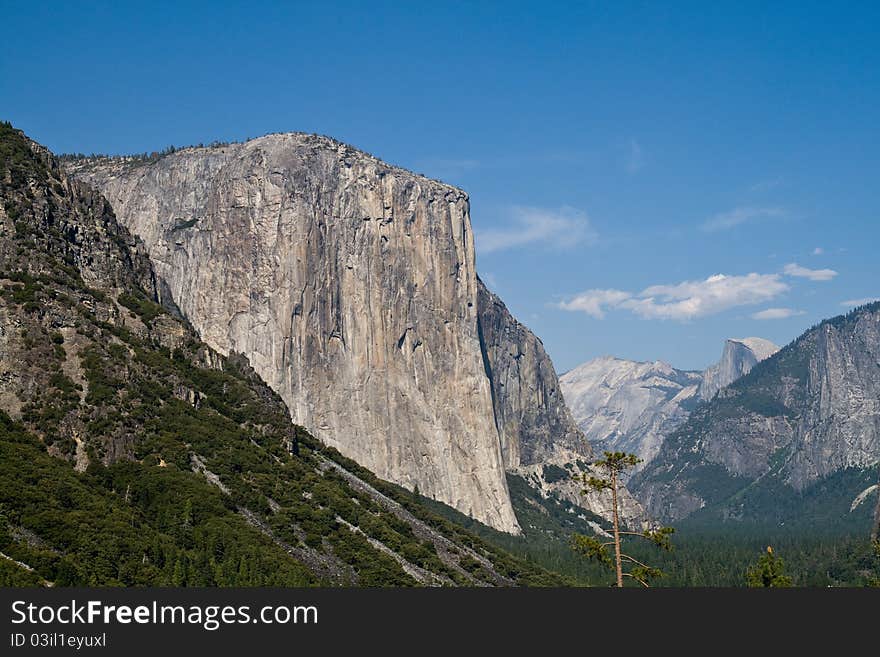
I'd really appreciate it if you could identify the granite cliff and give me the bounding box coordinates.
[69,134,615,533]
[477,279,589,469]
[698,337,780,402]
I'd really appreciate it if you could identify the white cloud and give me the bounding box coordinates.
[751,307,805,320]
[475,206,597,254]
[701,206,786,232]
[559,272,789,321]
[558,289,632,319]
[625,139,644,173]
[783,263,838,282]
[812,247,824,255]
[840,297,879,308]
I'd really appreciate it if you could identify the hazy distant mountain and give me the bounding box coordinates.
[560,358,702,470]
[560,338,779,471]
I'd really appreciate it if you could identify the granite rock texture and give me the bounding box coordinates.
[698,337,779,401]
[71,135,524,530]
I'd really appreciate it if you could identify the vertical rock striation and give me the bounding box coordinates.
[475,280,647,527]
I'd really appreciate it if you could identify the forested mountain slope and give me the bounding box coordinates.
[633,303,880,527]
[0,122,563,587]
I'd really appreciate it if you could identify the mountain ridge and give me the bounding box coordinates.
[632,302,880,524]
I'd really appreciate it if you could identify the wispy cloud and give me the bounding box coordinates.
[624,139,644,174]
[557,289,632,319]
[701,206,786,232]
[559,272,789,321]
[812,247,824,256]
[475,206,597,254]
[783,263,838,282]
[751,307,805,320]
[840,297,879,308]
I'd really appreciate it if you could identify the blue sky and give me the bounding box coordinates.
[2,1,878,371]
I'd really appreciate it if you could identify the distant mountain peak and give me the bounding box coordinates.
[560,336,779,471]
[698,337,780,401]
[728,337,779,361]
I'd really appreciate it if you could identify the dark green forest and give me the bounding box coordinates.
[420,473,880,587]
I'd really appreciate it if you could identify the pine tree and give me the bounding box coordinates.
[181,499,193,530]
[570,451,674,587]
[746,546,792,587]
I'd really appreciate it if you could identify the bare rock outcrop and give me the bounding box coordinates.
[698,337,779,401]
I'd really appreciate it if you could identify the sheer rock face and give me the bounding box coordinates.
[633,305,880,521]
[698,337,779,401]
[476,279,591,469]
[70,134,520,533]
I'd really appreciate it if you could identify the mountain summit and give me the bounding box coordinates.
[698,337,780,401]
